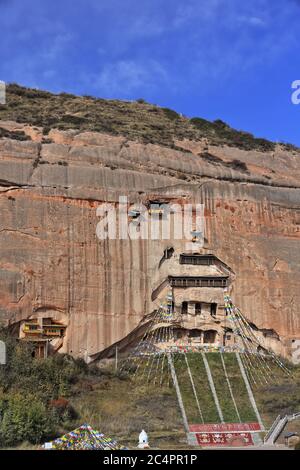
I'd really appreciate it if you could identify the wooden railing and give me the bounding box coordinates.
[168,276,228,288]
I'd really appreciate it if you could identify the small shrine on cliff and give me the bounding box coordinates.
[19,317,66,358]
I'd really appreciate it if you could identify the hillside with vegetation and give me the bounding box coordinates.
[0,84,295,152]
[1,331,300,449]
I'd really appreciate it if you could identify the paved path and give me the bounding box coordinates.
[204,444,291,450]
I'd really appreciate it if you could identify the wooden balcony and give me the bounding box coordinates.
[23,322,66,338]
[168,275,228,288]
[179,253,234,276]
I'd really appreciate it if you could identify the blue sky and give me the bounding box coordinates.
[0,0,300,145]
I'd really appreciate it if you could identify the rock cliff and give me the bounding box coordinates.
[0,85,299,361]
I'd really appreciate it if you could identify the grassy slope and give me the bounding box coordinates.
[207,353,256,422]
[68,369,186,449]
[1,334,299,449]
[0,83,291,152]
[63,353,300,448]
[4,351,300,449]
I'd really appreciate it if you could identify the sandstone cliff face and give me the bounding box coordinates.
[0,118,299,360]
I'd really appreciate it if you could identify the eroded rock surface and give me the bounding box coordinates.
[0,119,299,360]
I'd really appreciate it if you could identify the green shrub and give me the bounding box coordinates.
[162,107,180,121]
[190,117,212,131]
[0,393,55,446]
[228,159,249,172]
[0,127,31,141]
[190,116,275,152]
[213,119,229,128]
[0,332,90,446]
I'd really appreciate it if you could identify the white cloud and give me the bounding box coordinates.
[94,59,169,96]
[79,0,299,98]
[173,0,223,27]
[40,32,73,61]
[235,15,266,27]
[1,0,299,100]
[248,16,266,26]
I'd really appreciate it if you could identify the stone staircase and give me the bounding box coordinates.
[264,412,300,445]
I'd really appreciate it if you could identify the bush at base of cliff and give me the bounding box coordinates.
[0,331,93,446]
[0,332,88,399]
[0,393,55,446]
